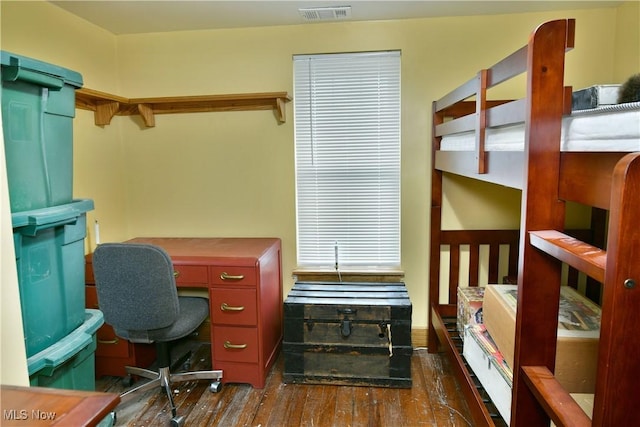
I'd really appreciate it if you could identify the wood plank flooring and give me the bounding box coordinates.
[96,342,473,426]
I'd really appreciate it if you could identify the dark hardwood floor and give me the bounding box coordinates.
[96,342,473,426]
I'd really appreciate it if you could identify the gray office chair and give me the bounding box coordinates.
[92,243,223,427]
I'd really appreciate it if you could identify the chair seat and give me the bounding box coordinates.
[116,297,209,343]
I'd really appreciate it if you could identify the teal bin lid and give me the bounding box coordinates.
[1,50,83,88]
[26,309,104,375]
[11,199,94,230]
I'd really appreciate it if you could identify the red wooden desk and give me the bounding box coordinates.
[85,237,283,388]
[1,385,119,426]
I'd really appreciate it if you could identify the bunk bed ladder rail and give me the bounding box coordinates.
[507,19,576,427]
[525,152,640,426]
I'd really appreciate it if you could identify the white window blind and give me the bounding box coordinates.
[294,51,401,268]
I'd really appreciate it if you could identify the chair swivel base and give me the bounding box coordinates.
[119,365,223,426]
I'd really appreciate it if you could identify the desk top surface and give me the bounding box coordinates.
[124,237,281,262]
[1,385,119,426]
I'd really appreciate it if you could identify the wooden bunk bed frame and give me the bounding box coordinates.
[428,19,640,426]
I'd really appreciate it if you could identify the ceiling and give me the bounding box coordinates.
[49,1,622,35]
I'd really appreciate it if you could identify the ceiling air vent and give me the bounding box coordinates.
[299,6,352,22]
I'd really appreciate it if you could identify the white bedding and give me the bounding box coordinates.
[440,101,640,152]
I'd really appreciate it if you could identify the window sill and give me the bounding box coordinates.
[292,268,404,283]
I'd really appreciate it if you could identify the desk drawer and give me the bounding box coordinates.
[174,264,208,286]
[95,326,130,358]
[211,289,257,326]
[213,326,259,363]
[86,286,134,358]
[210,266,256,286]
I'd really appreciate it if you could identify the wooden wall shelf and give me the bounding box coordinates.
[75,88,292,127]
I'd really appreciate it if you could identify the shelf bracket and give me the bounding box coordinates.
[95,101,120,126]
[276,97,287,124]
[136,103,155,127]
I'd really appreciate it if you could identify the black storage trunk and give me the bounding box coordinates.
[283,281,412,388]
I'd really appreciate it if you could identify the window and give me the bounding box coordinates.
[294,51,401,269]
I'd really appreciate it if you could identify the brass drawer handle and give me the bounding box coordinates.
[220,272,244,281]
[98,338,119,345]
[174,270,180,278]
[223,341,247,350]
[221,302,245,312]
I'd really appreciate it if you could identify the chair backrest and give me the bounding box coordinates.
[92,243,180,338]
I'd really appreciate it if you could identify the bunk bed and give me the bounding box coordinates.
[427,19,640,427]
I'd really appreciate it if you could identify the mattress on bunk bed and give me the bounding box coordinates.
[464,324,594,426]
[483,285,601,393]
[439,101,640,152]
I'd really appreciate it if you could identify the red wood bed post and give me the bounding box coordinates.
[511,19,575,426]
[428,101,444,353]
[593,153,640,426]
[475,69,488,174]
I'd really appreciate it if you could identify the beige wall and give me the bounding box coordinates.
[614,1,640,81]
[1,2,638,379]
[0,118,28,385]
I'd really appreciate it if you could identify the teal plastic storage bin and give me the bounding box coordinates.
[28,309,104,390]
[1,50,83,212]
[13,199,94,357]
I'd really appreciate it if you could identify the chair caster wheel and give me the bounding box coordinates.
[103,411,116,426]
[209,381,222,393]
[170,415,185,427]
[121,375,134,388]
